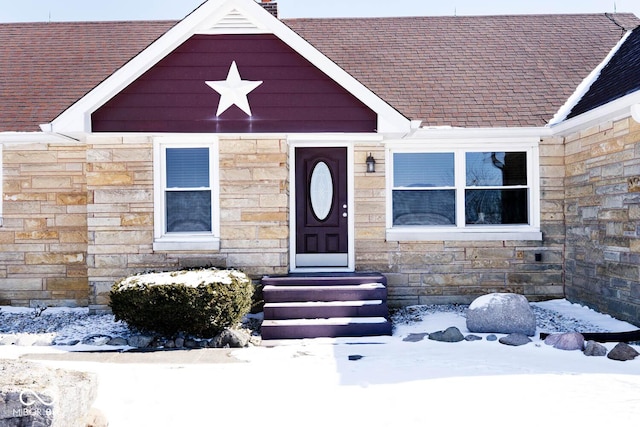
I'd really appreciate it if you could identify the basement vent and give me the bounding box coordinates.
[199,9,266,34]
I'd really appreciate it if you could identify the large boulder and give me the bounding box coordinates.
[466,293,537,336]
[0,359,100,427]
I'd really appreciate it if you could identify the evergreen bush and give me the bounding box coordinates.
[109,268,254,337]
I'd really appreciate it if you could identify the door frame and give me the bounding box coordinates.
[289,141,355,273]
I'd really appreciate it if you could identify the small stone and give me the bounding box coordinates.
[213,329,250,348]
[184,339,202,349]
[428,327,465,343]
[403,333,429,342]
[127,335,154,348]
[499,333,532,346]
[164,339,176,349]
[58,339,80,346]
[0,335,18,345]
[175,337,185,348]
[348,355,364,361]
[106,337,129,346]
[81,334,112,346]
[486,334,498,341]
[544,333,585,351]
[465,334,482,341]
[607,342,640,361]
[583,340,608,357]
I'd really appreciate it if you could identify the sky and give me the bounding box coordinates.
[1,0,640,22]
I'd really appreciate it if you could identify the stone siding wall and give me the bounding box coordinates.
[564,118,640,325]
[1,136,566,311]
[86,136,289,312]
[0,142,88,307]
[353,140,566,307]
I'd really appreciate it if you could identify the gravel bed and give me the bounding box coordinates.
[0,303,612,345]
[390,304,609,334]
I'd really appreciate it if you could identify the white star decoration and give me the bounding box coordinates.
[206,61,263,117]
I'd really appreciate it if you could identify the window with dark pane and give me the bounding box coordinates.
[392,152,456,225]
[165,147,212,232]
[465,152,528,225]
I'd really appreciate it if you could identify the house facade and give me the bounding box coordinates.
[1,0,639,326]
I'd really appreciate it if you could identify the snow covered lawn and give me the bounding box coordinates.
[2,299,640,426]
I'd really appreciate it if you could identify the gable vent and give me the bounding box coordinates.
[201,9,264,33]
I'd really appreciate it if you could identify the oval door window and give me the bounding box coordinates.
[309,161,334,221]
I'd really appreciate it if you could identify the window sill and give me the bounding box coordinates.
[386,227,542,242]
[153,236,220,252]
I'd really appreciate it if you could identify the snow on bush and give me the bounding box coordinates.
[109,268,254,338]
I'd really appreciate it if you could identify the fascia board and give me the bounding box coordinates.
[46,0,410,135]
[550,90,640,136]
[392,126,550,144]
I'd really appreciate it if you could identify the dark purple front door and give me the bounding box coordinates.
[295,147,349,267]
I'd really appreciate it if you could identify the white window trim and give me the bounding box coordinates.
[385,140,542,242]
[153,136,220,251]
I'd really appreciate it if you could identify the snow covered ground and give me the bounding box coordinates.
[2,299,640,426]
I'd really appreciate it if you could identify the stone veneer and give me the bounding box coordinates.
[354,139,565,307]
[564,117,640,325]
[86,136,290,312]
[1,135,567,312]
[0,142,88,307]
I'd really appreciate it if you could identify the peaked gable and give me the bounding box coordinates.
[91,33,377,133]
[44,0,409,135]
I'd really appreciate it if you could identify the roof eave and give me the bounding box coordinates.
[550,90,640,137]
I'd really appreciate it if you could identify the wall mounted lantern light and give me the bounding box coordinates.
[366,153,376,173]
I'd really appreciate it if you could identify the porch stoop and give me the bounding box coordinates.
[260,273,392,340]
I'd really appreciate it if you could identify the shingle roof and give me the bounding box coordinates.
[1,13,638,132]
[567,26,640,119]
[0,21,175,132]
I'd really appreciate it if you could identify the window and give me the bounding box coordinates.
[153,139,219,251]
[387,144,541,241]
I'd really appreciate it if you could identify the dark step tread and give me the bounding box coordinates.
[264,300,388,320]
[262,273,387,287]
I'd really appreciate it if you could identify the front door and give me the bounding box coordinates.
[295,147,349,268]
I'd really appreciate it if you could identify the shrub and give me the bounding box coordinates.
[109,268,254,337]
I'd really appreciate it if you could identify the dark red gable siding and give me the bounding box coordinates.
[91,34,377,133]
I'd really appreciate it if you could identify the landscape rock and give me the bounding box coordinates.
[465,334,482,341]
[607,342,640,361]
[106,337,129,346]
[466,293,537,336]
[499,333,532,346]
[212,329,251,348]
[127,335,154,348]
[486,334,498,341]
[544,332,585,351]
[583,340,608,357]
[428,327,465,343]
[81,334,112,346]
[403,333,429,342]
[0,359,99,427]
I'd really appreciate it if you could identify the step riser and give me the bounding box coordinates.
[264,304,389,320]
[262,276,387,287]
[263,288,387,303]
[261,322,392,340]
